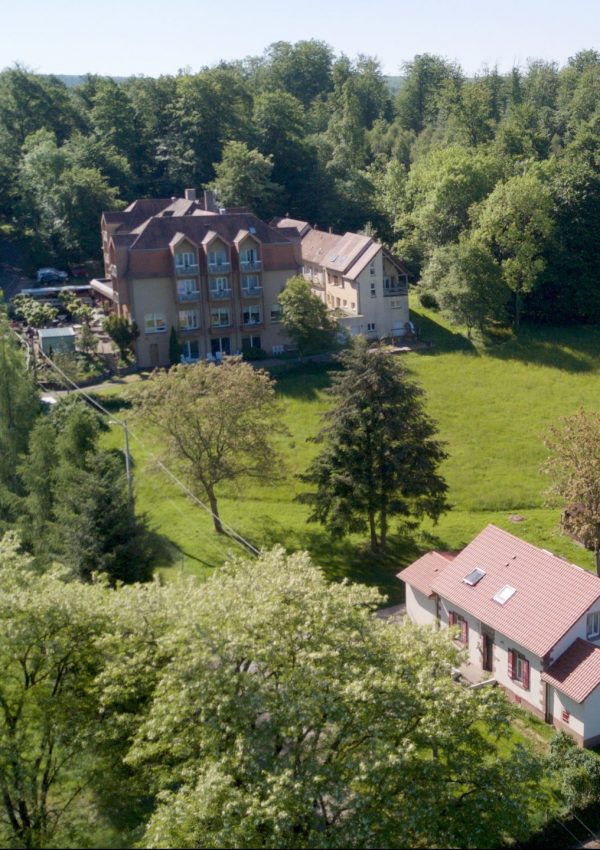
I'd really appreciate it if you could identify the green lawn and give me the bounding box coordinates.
[96,305,600,603]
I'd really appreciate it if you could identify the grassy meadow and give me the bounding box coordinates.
[96,303,600,604]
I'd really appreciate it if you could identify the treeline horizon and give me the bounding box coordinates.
[2,42,600,325]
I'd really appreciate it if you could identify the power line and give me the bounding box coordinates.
[19,331,260,558]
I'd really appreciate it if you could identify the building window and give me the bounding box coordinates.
[367,322,376,332]
[242,274,261,294]
[587,611,600,639]
[210,277,231,298]
[448,611,468,645]
[177,279,199,301]
[351,302,356,310]
[562,710,570,724]
[144,313,167,334]
[181,339,200,362]
[242,335,262,353]
[211,336,230,356]
[178,310,199,331]
[370,262,376,275]
[390,297,403,309]
[370,281,376,298]
[208,249,228,268]
[210,308,230,328]
[508,649,530,689]
[175,251,197,270]
[270,304,283,323]
[336,297,341,308]
[243,305,261,325]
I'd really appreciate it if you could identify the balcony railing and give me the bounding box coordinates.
[242,286,262,297]
[209,289,232,300]
[178,290,200,302]
[208,261,231,273]
[383,286,408,297]
[240,259,262,271]
[210,321,232,329]
[243,318,262,326]
[175,263,199,276]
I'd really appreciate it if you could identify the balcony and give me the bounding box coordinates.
[175,263,199,276]
[210,321,232,330]
[209,289,232,300]
[208,261,231,273]
[240,259,262,272]
[242,286,262,297]
[383,286,408,297]
[178,290,200,302]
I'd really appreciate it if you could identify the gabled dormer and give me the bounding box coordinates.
[169,233,199,275]
[202,231,231,274]
[235,231,262,272]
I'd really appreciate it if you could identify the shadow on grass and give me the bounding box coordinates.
[248,516,428,605]
[411,310,477,356]
[273,361,341,401]
[89,393,133,413]
[483,323,600,373]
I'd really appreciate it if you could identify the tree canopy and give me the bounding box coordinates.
[301,338,448,552]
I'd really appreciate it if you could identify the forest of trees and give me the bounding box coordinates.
[2,43,600,327]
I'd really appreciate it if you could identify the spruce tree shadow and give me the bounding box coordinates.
[273,362,341,400]
[410,311,477,356]
[249,516,427,606]
[483,324,599,373]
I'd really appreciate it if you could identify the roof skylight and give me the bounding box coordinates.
[463,568,486,586]
[493,584,517,605]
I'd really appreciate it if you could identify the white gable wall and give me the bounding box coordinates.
[550,598,600,662]
[405,585,437,626]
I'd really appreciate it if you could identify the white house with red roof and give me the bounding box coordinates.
[398,524,600,747]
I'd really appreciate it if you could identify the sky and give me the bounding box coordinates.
[2,0,599,78]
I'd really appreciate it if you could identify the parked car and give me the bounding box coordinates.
[36,267,68,284]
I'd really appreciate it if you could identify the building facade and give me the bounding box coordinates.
[92,190,300,368]
[273,218,410,340]
[398,524,600,747]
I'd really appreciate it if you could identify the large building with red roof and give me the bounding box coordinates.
[92,190,301,367]
[398,524,600,747]
[93,191,412,368]
[272,218,410,342]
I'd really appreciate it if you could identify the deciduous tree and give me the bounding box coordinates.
[279,276,338,355]
[133,358,285,533]
[543,409,600,571]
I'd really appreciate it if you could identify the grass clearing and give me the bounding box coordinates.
[96,305,600,601]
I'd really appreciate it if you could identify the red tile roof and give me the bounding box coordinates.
[397,551,455,597]
[542,639,600,703]
[401,525,600,657]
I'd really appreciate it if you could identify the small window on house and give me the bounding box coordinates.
[370,262,376,275]
[144,313,166,334]
[448,611,469,645]
[562,709,570,723]
[370,281,376,298]
[494,585,517,605]
[367,322,376,332]
[587,611,600,639]
[508,649,530,689]
[463,568,486,586]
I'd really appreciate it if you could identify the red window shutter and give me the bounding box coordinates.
[508,649,515,679]
[522,659,530,690]
[461,618,469,645]
[448,611,457,626]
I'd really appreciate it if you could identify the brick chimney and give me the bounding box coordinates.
[203,189,218,212]
[184,188,197,201]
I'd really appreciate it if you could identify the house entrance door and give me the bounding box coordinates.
[482,630,494,672]
[545,683,554,724]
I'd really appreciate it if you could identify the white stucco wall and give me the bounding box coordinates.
[550,598,600,662]
[405,585,438,626]
[583,684,600,742]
